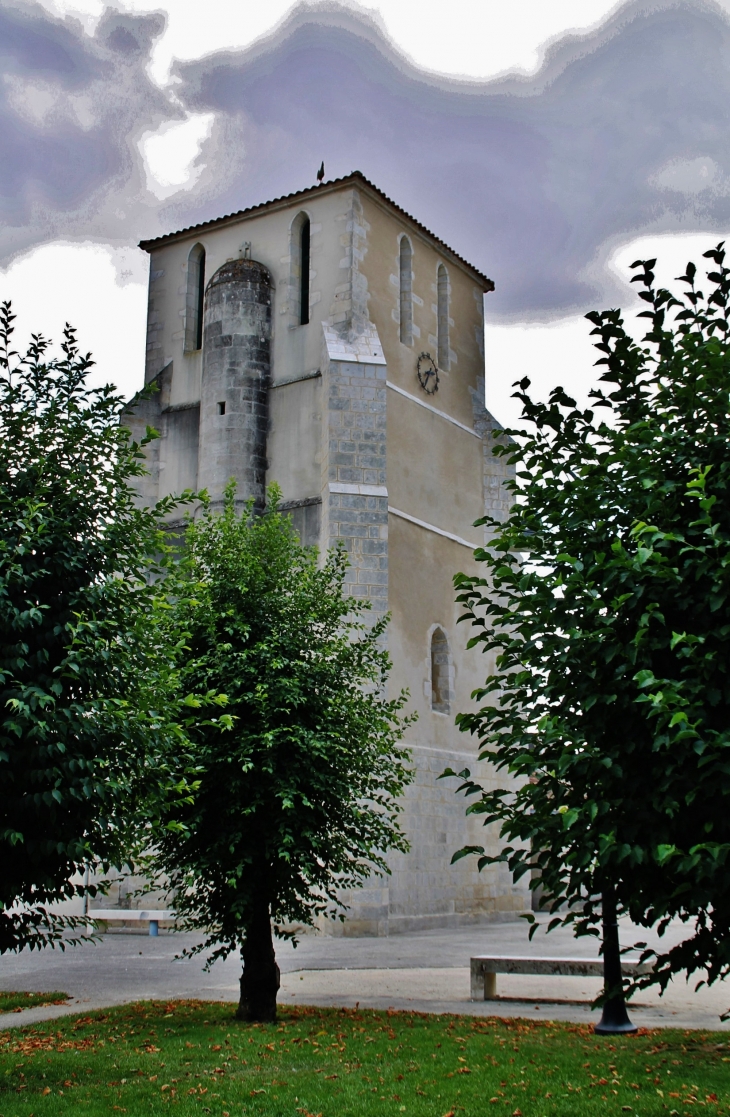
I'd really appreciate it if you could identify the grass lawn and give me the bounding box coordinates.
[0,994,68,1015]
[0,999,729,1116]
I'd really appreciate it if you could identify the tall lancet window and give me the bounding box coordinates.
[437,264,450,370]
[184,243,206,352]
[291,212,311,326]
[299,216,310,325]
[399,235,413,346]
[431,627,453,715]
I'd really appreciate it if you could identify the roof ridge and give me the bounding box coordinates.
[138,171,494,291]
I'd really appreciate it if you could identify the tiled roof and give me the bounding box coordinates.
[138,170,494,292]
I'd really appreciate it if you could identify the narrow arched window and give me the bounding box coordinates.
[399,235,413,346]
[300,216,310,325]
[437,264,449,370]
[431,627,453,714]
[290,212,310,327]
[184,243,205,352]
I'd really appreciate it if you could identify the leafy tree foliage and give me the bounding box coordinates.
[150,486,413,1022]
[0,302,217,953]
[447,246,730,1010]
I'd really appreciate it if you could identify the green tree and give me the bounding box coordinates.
[149,485,413,1023]
[0,302,223,953]
[446,245,730,1029]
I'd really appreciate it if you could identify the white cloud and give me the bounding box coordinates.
[138,112,215,199]
[30,0,625,86]
[364,0,623,80]
[610,231,730,295]
[485,230,730,430]
[0,243,148,401]
[484,315,598,429]
[650,157,723,196]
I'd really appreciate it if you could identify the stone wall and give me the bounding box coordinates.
[320,322,389,618]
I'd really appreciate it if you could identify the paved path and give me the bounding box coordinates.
[0,917,727,1032]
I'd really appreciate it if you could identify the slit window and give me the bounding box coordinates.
[431,627,453,714]
[399,235,413,346]
[217,401,226,415]
[437,264,449,370]
[300,216,310,325]
[290,212,311,327]
[184,243,206,352]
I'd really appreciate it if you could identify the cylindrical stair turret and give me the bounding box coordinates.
[198,257,272,507]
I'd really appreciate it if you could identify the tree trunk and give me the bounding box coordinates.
[594,883,637,1035]
[236,894,280,1023]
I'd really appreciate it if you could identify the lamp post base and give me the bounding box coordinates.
[594,997,638,1035]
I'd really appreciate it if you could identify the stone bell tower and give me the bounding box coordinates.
[125,172,530,933]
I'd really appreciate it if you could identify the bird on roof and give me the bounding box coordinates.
[316,161,325,184]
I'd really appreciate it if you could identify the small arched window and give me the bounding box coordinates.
[184,243,205,353]
[437,264,449,370]
[431,627,453,714]
[290,212,310,326]
[399,235,413,346]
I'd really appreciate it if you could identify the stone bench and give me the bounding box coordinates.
[90,910,176,937]
[470,955,653,1000]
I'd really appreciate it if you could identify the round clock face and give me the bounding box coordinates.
[417,352,439,394]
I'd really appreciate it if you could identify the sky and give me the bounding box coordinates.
[2,0,730,425]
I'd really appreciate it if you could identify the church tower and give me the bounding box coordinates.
[127,172,529,933]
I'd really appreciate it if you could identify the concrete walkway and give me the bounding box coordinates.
[0,917,727,1032]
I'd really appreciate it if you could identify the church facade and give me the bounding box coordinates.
[127,172,529,933]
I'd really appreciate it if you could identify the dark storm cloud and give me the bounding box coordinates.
[3,0,730,317]
[171,0,730,317]
[0,1,175,259]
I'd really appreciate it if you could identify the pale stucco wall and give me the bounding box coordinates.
[144,187,362,398]
[358,191,486,431]
[267,375,322,503]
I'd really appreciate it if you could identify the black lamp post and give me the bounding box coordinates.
[594,883,637,1035]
